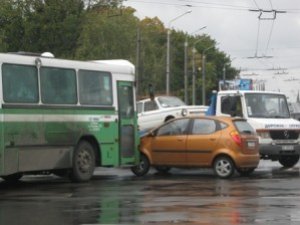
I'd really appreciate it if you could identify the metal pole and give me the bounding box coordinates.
[201,44,216,105]
[222,65,226,90]
[135,26,141,96]
[166,10,192,96]
[202,54,206,105]
[184,37,188,104]
[192,47,196,105]
[166,29,170,95]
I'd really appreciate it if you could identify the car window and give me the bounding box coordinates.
[220,122,228,130]
[234,120,255,134]
[156,119,189,136]
[191,119,217,134]
[157,96,186,108]
[144,101,158,112]
[137,102,143,113]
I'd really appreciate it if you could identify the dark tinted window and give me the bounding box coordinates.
[118,85,134,118]
[221,96,243,117]
[192,119,217,134]
[156,119,189,136]
[2,64,38,103]
[41,67,77,104]
[234,120,255,134]
[79,70,112,105]
[144,101,158,112]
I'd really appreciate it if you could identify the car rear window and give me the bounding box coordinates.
[234,120,255,134]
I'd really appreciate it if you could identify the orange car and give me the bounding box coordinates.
[132,116,259,178]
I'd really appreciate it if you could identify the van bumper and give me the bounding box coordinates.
[260,143,300,158]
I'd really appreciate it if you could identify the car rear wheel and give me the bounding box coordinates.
[236,167,255,176]
[213,156,235,179]
[131,154,150,177]
[279,155,300,168]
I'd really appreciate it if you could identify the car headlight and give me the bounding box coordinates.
[181,109,188,116]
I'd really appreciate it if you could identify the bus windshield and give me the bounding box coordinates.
[245,93,290,118]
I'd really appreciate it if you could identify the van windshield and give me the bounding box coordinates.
[245,93,290,118]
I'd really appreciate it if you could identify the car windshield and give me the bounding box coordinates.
[157,96,186,108]
[245,93,290,118]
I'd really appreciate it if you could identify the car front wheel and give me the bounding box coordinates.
[131,154,150,177]
[213,156,235,179]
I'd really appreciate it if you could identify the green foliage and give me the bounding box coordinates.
[0,2,239,103]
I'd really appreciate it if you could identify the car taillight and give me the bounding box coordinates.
[230,131,242,146]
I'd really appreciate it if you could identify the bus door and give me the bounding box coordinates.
[117,81,136,165]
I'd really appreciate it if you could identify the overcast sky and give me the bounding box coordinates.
[123,0,300,102]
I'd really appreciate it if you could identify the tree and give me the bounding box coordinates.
[75,7,137,60]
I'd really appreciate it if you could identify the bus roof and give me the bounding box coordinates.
[0,53,135,75]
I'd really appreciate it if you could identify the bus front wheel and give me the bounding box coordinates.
[70,141,95,182]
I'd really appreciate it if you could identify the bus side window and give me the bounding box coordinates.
[78,70,112,106]
[2,64,39,103]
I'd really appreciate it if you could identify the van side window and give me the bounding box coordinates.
[221,96,243,117]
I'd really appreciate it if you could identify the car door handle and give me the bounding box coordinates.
[177,138,184,142]
[209,138,216,141]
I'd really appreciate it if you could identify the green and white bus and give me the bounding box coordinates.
[0,52,139,182]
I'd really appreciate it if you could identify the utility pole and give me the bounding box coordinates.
[135,25,141,96]
[184,37,188,104]
[166,10,192,95]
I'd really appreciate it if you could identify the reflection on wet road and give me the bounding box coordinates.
[1,161,300,225]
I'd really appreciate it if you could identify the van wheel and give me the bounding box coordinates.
[1,173,23,182]
[279,155,300,168]
[236,167,255,176]
[131,154,150,176]
[70,141,95,182]
[213,156,235,179]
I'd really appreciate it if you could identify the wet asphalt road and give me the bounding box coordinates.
[1,161,300,225]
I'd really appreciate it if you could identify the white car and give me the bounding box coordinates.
[137,96,208,131]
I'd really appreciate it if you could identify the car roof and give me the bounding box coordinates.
[137,95,180,103]
[166,115,246,123]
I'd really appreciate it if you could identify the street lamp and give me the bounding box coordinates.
[202,43,216,105]
[222,57,236,90]
[184,26,206,104]
[166,10,192,95]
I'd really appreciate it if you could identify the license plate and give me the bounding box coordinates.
[282,145,294,151]
[247,141,256,148]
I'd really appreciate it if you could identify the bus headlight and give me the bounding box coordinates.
[181,109,188,116]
